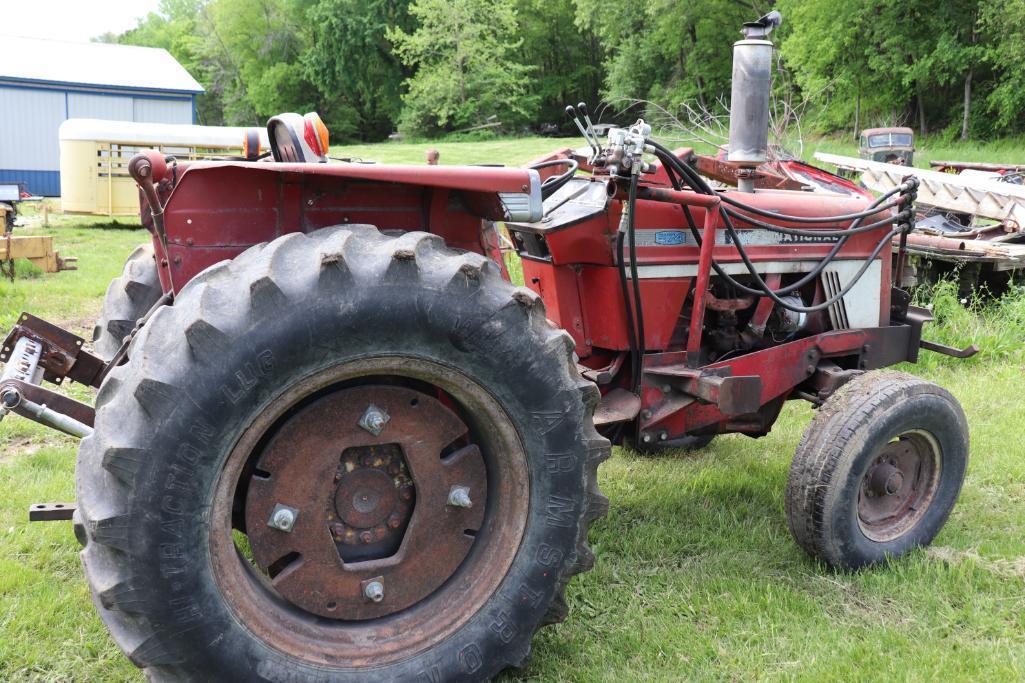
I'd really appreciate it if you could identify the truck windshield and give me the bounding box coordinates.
[869,133,912,148]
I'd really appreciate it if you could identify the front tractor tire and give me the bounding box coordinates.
[75,226,610,681]
[784,371,969,570]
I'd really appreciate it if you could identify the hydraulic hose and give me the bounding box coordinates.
[626,172,645,392]
[615,231,639,386]
[721,203,910,237]
[529,158,579,199]
[646,139,912,312]
[718,187,907,223]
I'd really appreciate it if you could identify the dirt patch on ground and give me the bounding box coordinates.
[0,436,41,462]
[56,315,99,341]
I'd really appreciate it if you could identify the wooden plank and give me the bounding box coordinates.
[0,235,60,272]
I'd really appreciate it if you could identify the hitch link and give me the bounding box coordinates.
[1,387,92,438]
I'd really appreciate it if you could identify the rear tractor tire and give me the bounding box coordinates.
[75,226,610,681]
[92,242,163,360]
[784,371,968,570]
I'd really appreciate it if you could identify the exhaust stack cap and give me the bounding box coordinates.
[727,11,783,174]
[741,10,782,40]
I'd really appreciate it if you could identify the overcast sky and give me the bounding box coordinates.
[5,0,162,43]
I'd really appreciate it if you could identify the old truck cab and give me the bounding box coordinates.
[859,127,914,165]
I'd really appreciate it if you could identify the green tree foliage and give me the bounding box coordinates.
[516,0,603,126]
[203,0,316,124]
[981,0,1025,133]
[301,0,412,139]
[387,0,538,135]
[780,0,1011,139]
[574,1,759,113]
[106,0,1025,140]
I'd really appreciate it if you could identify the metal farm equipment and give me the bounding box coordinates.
[816,150,1025,295]
[0,13,976,681]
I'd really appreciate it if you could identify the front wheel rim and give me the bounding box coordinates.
[857,429,942,543]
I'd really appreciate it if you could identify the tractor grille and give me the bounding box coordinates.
[822,269,850,330]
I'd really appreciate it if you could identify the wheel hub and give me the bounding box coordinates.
[330,445,414,561]
[858,433,941,542]
[243,384,487,620]
[868,462,904,497]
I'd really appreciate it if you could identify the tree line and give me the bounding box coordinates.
[103,0,1025,142]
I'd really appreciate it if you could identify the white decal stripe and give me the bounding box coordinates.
[634,229,840,248]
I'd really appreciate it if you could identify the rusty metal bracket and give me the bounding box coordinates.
[579,352,626,385]
[645,365,763,416]
[1,313,105,388]
[920,339,979,359]
[805,361,863,402]
[28,503,76,521]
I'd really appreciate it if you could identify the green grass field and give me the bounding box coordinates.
[1,137,1024,681]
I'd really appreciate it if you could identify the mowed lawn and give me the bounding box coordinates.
[1,137,1024,681]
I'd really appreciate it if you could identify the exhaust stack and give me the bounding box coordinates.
[727,11,782,192]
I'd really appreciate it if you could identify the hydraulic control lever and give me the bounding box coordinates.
[577,102,603,155]
[565,105,599,158]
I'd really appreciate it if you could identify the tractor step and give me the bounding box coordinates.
[593,388,641,426]
[28,502,76,521]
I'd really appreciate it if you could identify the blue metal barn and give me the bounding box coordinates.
[0,36,204,196]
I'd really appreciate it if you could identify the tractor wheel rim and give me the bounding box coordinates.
[209,356,529,667]
[857,430,942,543]
[242,384,488,619]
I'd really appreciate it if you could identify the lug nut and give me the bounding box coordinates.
[360,530,374,544]
[387,513,401,529]
[268,504,297,532]
[363,580,384,603]
[358,404,390,436]
[447,485,472,508]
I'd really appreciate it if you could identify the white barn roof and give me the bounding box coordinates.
[0,35,204,94]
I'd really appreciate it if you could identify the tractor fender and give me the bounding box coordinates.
[176,160,542,223]
[151,161,540,291]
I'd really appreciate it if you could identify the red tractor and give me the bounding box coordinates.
[0,13,974,681]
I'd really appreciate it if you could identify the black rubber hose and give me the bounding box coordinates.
[660,156,683,191]
[678,203,854,296]
[722,204,910,237]
[718,185,907,223]
[616,230,639,388]
[646,138,911,222]
[649,142,907,310]
[627,172,645,393]
[530,158,579,200]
